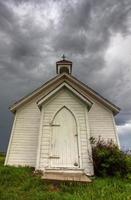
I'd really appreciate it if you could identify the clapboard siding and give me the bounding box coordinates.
[6,99,41,166]
[6,83,118,173]
[38,88,93,174]
[88,102,118,142]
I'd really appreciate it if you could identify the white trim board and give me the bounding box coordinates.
[10,73,120,115]
[4,113,17,165]
[37,82,93,109]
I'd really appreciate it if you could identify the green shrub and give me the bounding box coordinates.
[90,137,129,177]
[0,152,5,165]
[126,155,131,174]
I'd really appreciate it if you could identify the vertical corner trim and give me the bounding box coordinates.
[4,113,17,165]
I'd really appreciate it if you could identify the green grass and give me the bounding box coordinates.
[0,153,131,200]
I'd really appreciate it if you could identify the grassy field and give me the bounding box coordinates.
[0,153,131,200]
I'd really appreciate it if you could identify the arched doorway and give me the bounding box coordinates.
[50,107,79,168]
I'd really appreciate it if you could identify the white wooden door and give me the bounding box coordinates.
[50,107,79,168]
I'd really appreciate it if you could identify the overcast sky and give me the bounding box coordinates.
[0,0,131,152]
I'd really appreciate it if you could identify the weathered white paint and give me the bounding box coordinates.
[37,88,93,174]
[88,101,118,143]
[111,114,120,148]
[84,106,94,175]
[37,82,92,108]
[50,107,79,168]
[10,73,120,114]
[4,113,17,165]
[5,82,119,176]
[5,100,41,166]
[36,104,45,169]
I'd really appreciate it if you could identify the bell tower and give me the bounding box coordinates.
[56,55,72,74]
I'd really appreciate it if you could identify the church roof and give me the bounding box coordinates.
[9,73,120,115]
[56,59,72,64]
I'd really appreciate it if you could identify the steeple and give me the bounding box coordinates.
[56,55,72,74]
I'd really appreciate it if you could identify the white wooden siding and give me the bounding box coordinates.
[88,102,118,143]
[38,88,93,174]
[5,84,119,174]
[5,99,41,166]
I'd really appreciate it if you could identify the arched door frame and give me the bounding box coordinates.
[51,106,77,125]
[49,105,82,169]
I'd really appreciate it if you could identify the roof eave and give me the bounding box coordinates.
[9,73,65,113]
[9,73,120,115]
[37,82,93,109]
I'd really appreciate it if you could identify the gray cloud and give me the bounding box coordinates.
[53,0,131,53]
[117,124,131,150]
[0,0,131,151]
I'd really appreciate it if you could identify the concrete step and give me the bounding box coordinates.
[45,168,84,174]
[42,172,91,183]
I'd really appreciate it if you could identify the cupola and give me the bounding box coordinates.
[56,55,72,74]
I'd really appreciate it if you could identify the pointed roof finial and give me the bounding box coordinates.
[62,54,66,60]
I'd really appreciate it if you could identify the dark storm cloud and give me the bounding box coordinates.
[53,0,131,53]
[0,0,131,151]
[0,1,15,31]
[0,0,54,80]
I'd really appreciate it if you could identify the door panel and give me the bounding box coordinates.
[50,107,79,168]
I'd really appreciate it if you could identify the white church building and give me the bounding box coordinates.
[5,57,120,181]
